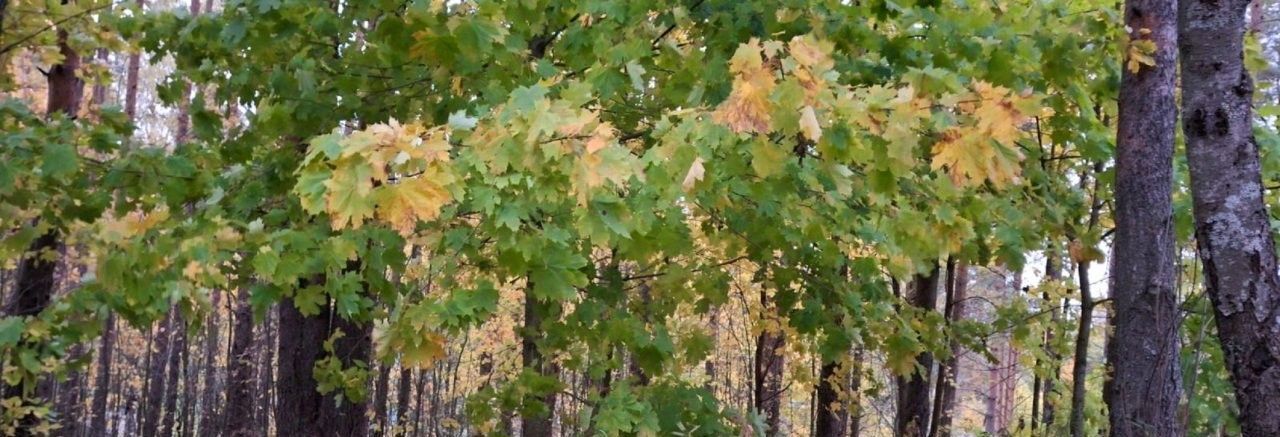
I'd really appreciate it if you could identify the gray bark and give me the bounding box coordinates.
[1180,0,1280,434]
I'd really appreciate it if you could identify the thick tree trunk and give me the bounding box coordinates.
[276,275,370,437]
[814,360,847,437]
[56,344,86,436]
[395,365,413,436]
[897,268,939,437]
[1180,1,1280,434]
[1,15,80,412]
[90,313,116,435]
[520,276,557,437]
[754,287,786,435]
[256,309,275,432]
[223,289,256,437]
[275,298,328,436]
[1104,0,1186,435]
[318,313,370,435]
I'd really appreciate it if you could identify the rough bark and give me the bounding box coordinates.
[374,363,390,436]
[197,291,221,436]
[814,360,847,437]
[160,313,186,437]
[142,314,175,437]
[754,287,786,435]
[1180,0,1280,434]
[318,313,370,435]
[89,313,115,435]
[275,297,328,436]
[395,366,413,436]
[1104,0,1187,435]
[223,289,256,437]
[897,268,939,437]
[1,12,80,410]
[123,0,145,121]
[520,276,557,437]
[933,260,967,437]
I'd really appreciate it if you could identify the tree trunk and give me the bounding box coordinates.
[814,359,847,437]
[754,287,786,435]
[256,309,275,432]
[848,347,863,437]
[123,0,145,121]
[374,363,390,436]
[275,297,328,436]
[90,313,116,435]
[520,276,557,437]
[933,260,967,437]
[318,313,370,435]
[1040,252,1062,429]
[142,314,175,437]
[1069,260,1095,437]
[223,289,255,437]
[1180,1,1280,434]
[160,313,186,437]
[1105,0,1186,434]
[197,291,221,436]
[395,366,413,436]
[1,12,80,411]
[897,268,939,437]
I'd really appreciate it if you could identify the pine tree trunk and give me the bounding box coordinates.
[257,309,275,432]
[123,0,144,121]
[197,291,221,436]
[1105,0,1186,434]
[90,313,116,435]
[160,313,186,437]
[373,363,390,436]
[142,314,175,437]
[224,289,255,437]
[1180,0,1280,434]
[395,365,413,436]
[897,268,939,437]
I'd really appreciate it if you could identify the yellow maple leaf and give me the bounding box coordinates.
[376,170,456,236]
[713,39,776,134]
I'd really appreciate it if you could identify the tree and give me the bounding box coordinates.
[1180,0,1280,434]
[897,269,939,437]
[1105,0,1186,434]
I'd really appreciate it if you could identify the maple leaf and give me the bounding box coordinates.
[324,157,377,230]
[713,39,776,134]
[376,170,456,236]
